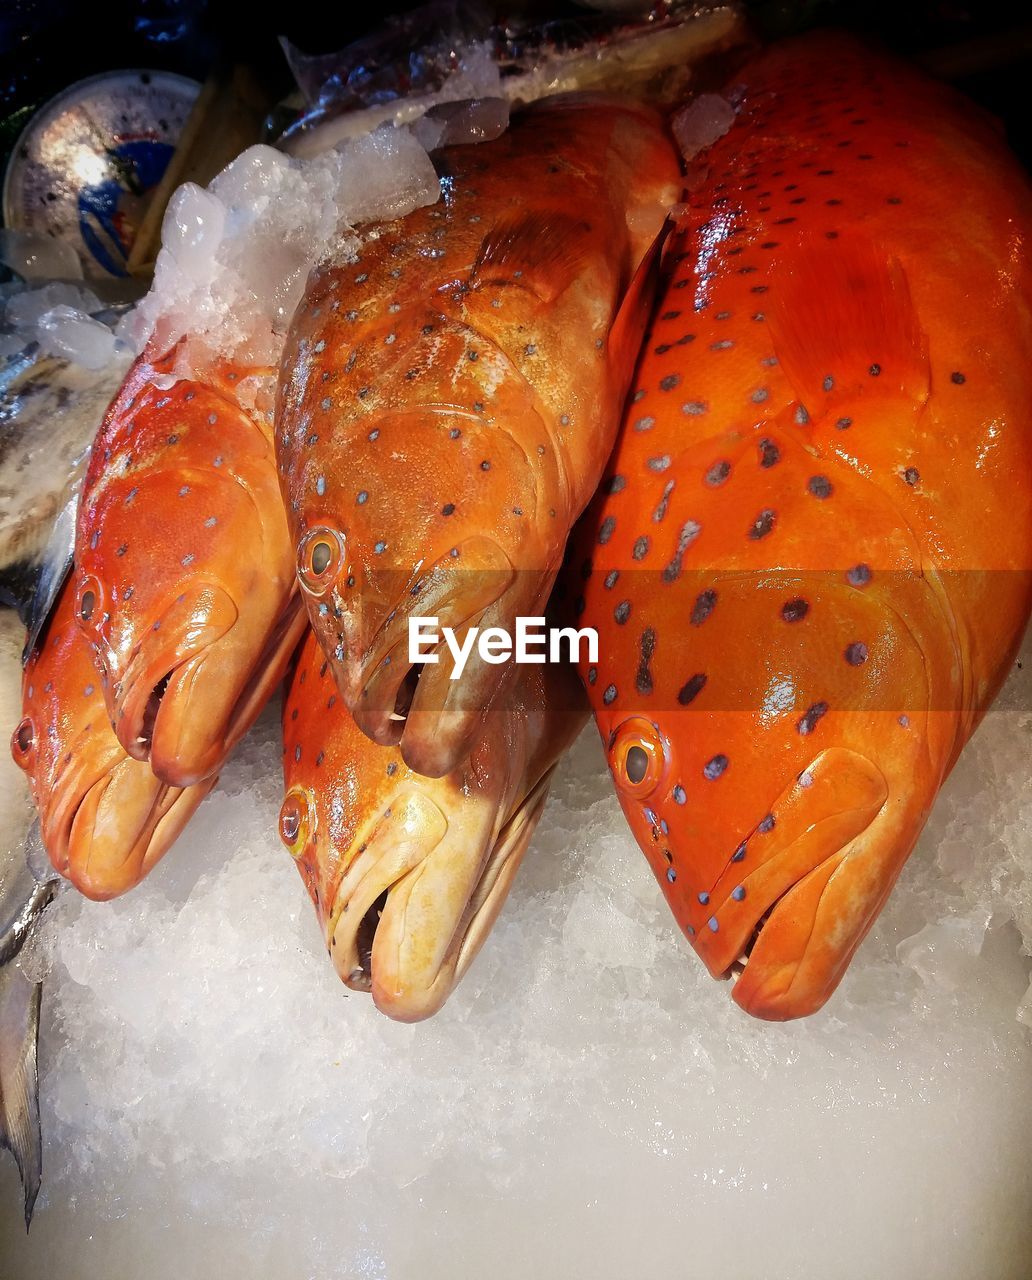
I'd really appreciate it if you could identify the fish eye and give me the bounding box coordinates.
[625,745,649,784]
[11,716,35,768]
[76,576,104,631]
[611,717,667,798]
[279,787,314,858]
[297,527,345,595]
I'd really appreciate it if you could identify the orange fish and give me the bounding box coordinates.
[73,345,307,788]
[573,34,1032,1019]
[276,96,680,777]
[11,581,214,899]
[280,628,586,1021]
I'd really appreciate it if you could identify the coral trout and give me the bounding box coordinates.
[73,345,307,788]
[574,34,1032,1019]
[277,96,680,776]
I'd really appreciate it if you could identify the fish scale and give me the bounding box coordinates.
[574,33,1032,1020]
[277,96,680,777]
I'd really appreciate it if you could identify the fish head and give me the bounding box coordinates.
[75,359,304,787]
[13,583,212,898]
[582,539,968,1019]
[286,390,557,778]
[281,632,585,1019]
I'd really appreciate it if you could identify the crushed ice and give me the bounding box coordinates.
[1,633,1029,1277]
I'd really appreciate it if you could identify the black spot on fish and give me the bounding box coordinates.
[691,590,717,626]
[797,701,829,735]
[678,673,707,705]
[636,628,656,695]
[748,509,776,540]
[703,754,728,780]
[663,520,701,583]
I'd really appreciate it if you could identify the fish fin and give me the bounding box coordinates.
[470,211,590,303]
[608,220,671,375]
[768,237,930,416]
[0,963,42,1230]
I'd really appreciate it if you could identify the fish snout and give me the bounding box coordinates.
[321,764,537,1022]
[63,760,214,900]
[343,537,524,774]
[111,582,239,781]
[691,747,891,1020]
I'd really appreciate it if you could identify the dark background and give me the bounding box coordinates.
[1,1,1031,159]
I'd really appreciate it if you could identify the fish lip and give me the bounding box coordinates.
[347,538,517,759]
[324,770,549,1021]
[111,581,239,763]
[724,855,846,1021]
[42,751,117,877]
[58,765,206,899]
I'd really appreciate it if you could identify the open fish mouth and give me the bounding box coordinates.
[689,747,890,1020]
[116,590,305,787]
[347,538,529,776]
[327,769,553,1021]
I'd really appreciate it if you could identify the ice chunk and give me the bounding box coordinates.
[4,283,103,329]
[124,128,439,414]
[35,306,119,370]
[671,92,737,161]
[412,98,511,151]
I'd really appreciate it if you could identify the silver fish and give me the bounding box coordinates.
[0,609,58,1229]
[0,299,132,650]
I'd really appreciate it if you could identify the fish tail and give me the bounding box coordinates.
[0,960,42,1229]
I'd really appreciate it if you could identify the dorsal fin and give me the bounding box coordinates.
[768,237,930,418]
[470,211,590,303]
[608,220,671,378]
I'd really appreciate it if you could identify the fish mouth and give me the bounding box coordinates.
[113,582,240,768]
[118,589,306,788]
[327,769,553,1021]
[346,537,526,776]
[689,747,889,1021]
[45,755,213,899]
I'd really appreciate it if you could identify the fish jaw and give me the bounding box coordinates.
[322,765,550,1023]
[630,744,899,1022]
[63,759,215,900]
[103,581,239,778]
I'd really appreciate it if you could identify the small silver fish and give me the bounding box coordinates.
[0,300,132,650]
[0,609,58,1229]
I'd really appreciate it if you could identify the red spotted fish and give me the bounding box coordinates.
[276,96,680,777]
[11,581,214,899]
[280,628,587,1021]
[73,344,307,788]
[573,33,1032,1019]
